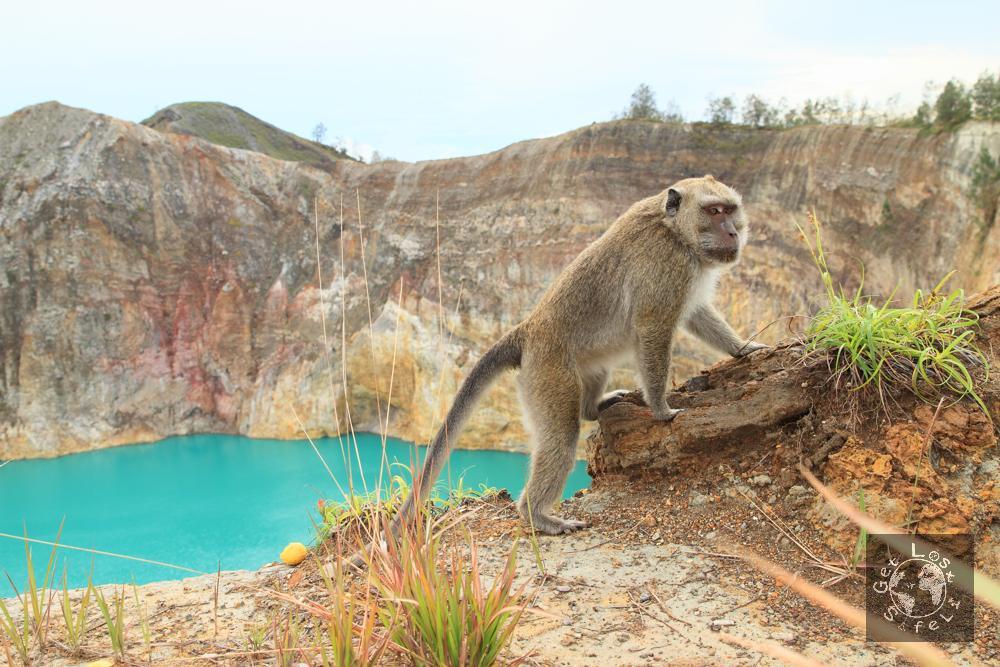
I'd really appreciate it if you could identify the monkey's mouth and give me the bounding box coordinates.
[705,247,740,263]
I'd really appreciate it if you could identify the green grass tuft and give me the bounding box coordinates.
[314,471,501,544]
[799,212,989,414]
[373,530,528,667]
[93,584,127,662]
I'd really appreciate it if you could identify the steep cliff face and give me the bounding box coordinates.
[1,102,998,459]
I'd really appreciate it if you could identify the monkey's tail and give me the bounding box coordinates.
[346,327,524,569]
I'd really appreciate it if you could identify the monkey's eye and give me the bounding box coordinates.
[705,206,723,216]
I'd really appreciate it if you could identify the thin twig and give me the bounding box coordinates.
[717,584,765,616]
[564,538,614,553]
[355,188,385,437]
[291,407,347,500]
[649,587,692,627]
[337,192,357,494]
[905,396,945,529]
[799,463,1000,609]
[312,196,349,479]
[731,542,955,667]
[213,562,221,639]
[719,632,825,667]
[733,484,828,568]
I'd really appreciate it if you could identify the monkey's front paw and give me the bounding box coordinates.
[733,341,769,358]
[651,407,683,422]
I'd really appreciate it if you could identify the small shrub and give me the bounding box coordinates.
[315,472,413,542]
[0,595,31,665]
[0,528,62,665]
[315,473,499,543]
[934,79,972,129]
[799,213,988,414]
[93,584,128,662]
[614,84,683,123]
[244,621,268,653]
[59,570,92,654]
[372,527,528,667]
[273,614,304,667]
[971,147,1000,229]
[131,579,152,659]
[315,548,393,667]
[972,71,1000,121]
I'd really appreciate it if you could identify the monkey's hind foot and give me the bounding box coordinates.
[525,514,589,535]
[652,407,684,422]
[596,389,632,412]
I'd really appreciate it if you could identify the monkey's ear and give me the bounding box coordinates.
[665,188,682,217]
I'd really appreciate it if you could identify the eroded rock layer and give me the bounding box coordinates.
[2,102,999,458]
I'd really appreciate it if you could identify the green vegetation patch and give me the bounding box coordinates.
[314,471,501,543]
[142,102,354,169]
[800,214,989,414]
[971,147,1000,230]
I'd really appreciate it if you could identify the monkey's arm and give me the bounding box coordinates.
[685,304,766,357]
[636,318,682,421]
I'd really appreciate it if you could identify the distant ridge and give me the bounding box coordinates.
[142,101,356,169]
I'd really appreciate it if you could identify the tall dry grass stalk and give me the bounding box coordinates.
[734,545,954,666]
[799,464,1000,609]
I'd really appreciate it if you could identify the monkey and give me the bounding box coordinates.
[350,175,765,565]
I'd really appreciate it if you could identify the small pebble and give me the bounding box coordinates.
[556,585,571,593]
[770,630,796,644]
[689,492,710,507]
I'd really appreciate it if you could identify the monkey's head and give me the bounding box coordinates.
[663,175,747,265]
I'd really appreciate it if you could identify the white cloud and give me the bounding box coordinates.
[332,137,376,163]
[741,47,998,113]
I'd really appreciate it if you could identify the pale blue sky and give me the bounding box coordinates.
[2,0,997,161]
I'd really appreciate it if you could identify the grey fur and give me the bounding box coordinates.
[349,176,765,566]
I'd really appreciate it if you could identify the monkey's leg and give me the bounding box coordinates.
[580,368,609,420]
[517,366,588,535]
[685,304,767,357]
[582,368,631,419]
[637,322,682,421]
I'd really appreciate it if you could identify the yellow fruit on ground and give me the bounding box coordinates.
[280,542,308,566]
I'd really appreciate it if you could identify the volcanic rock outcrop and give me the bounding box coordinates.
[1,102,999,458]
[587,286,999,562]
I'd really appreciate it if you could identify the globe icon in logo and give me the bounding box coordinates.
[886,558,947,619]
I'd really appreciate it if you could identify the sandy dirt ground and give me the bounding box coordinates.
[14,476,994,666]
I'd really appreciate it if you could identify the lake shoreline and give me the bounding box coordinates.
[0,433,590,589]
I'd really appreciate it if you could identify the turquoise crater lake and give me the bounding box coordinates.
[0,434,591,589]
